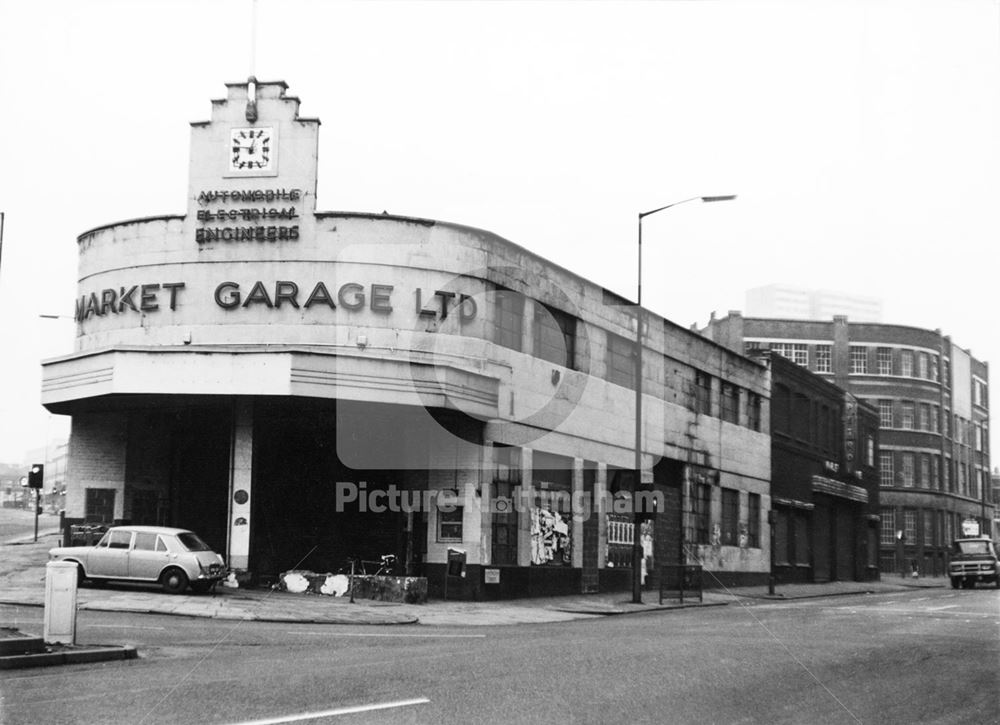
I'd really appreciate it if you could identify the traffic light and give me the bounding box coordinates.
[27,464,44,489]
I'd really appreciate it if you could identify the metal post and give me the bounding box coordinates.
[632,213,644,604]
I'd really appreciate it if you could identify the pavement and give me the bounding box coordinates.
[0,529,948,629]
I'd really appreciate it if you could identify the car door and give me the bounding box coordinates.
[128,532,170,581]
[88,529,133,577]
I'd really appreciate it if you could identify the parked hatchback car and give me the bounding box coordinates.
[49,526,227,594]
[948,536,1000,589]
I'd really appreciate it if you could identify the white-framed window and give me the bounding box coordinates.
[930,355,939,381]
[918,353,928,379]
[930,405,939,433]
[815,345,832,373]
[901,453,914,487]
[849,346,868,374]
[880,452,894,487]
[877,347,893,375]
[931,455,939,489]
[974,379,988,408]
[437,505,464,542]
[904,510,916,542]
[880,509,895,545]
[878,400,893,428]
[771,343,808,367]
[919,404,930,431]
[920,455,930,487]
[900,350,914,377]
[901,402,914,430]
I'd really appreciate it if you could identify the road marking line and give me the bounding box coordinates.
[88,624,165,630]
[284,630,486,638]
[226,698,430,724]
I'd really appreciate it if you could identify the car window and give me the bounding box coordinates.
[108,530,132,549]
[155,536,167,552]
[176,532,212,551]
[96,531,111,548]
[133,532,157,551]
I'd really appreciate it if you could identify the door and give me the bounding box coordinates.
[88,529,133,577]
[128,531,170,580]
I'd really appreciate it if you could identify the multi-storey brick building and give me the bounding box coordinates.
[753,351,881,583]
[703,312,992,577]
[40,81,773,598]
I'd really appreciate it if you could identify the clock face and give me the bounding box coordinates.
[228,127,275,174]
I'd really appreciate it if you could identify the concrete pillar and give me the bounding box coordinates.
[480,441,495,566]
[572,457,584,568]
[518,448,534,567]
[596,462,608,568]
[227,398,254,572]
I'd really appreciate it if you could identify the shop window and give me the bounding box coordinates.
[606,331,635,390]
[794,512,810,565]
[747,493,760,548]
[494,289,524,352]
[534,304,576,369]
[437,506,464,542]
[774,509,790,565]
[721,488,739,546]
[491,445,521,566]
[531,453,573,566]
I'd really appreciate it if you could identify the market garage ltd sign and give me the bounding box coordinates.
[74,281,478,323]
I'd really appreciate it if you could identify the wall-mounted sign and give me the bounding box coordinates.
[195,187,302,243]
[484,568,500,584]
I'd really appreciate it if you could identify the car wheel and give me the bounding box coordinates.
[190,581,213,594]
[76,564,87,586]
[950,577,960,589]
[161,568,189,595]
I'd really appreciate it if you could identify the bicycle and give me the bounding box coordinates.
[339,553,397,577]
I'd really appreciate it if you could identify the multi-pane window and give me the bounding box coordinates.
[721,488,739,546]
[918,353,928,379]
[919,404,930,431]
[437,506,464,542]
[929,355,939,381]
[930,405,939,433]
[943,456,951,490]
[533,304,576,369]
[494,289,524,352]
[693,483,711,545]
[771,343,808,366]
[606,332,635,389]
[931,455,939,489]
[720,384,739,424]
[900,350,914,377]
[849,346,868,374]
[814,345,832,373]
[923,510,934,546]
[877,347,893,375]
[747,393,762,432]
[901,453,914,487]
[901,403,914,430]
[920,455,930,487]
[880,452,894,487]
[747,493,760,548]
[880,508,895,545]
[974,379,988,408]
[904,510,916,542]
[878,400,893,428]
[694,371,712,416]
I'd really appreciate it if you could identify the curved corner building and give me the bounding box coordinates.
[703,312,993,576]
[41,81,772,598]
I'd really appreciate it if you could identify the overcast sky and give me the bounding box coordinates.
[1,0,998,464]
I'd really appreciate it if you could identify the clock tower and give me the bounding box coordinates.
[186,79,320,245]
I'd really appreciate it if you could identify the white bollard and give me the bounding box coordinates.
[44,560,78,645]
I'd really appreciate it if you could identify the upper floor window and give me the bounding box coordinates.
[606,332,635,390]
[901,453,914,487]
[771,343,808,367]
[849,346,868,374]
[974,379,988,408]
[901,403,914,430]
[694,371,712,416]
[929,355,939,381]
[494,289,524,352]
[918,353,929,379]
[876,347,893,376]
[814,345,832,373]
[747,393,762,432]
[878,400,893,428]
[720,384,739,424]
[534,304,576,369]
[900,350,914,377]
[879,452,893,487]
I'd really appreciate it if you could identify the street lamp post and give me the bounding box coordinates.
[632,194,737,604]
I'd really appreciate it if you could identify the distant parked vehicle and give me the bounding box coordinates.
[948,537,1000,589]
[48,525,227,594]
